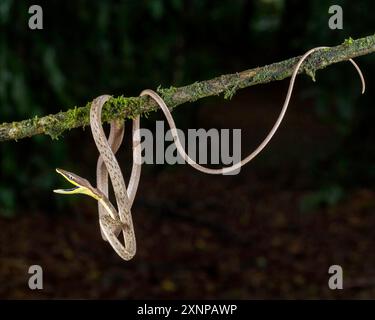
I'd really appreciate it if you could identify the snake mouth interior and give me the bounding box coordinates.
[53,186,79,194]
[62,187,79,192]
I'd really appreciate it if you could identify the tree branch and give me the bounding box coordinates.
[1,34,374,142]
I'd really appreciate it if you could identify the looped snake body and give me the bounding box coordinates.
[54,47,365,261]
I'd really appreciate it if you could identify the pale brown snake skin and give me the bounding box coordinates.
[55,47,365,260]
[90,95,141,259]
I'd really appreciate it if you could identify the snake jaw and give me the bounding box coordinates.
[54,168,100,200]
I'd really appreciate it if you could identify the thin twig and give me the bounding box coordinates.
[0,34,374,142]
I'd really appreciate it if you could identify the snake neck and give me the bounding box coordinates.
[97,196,116,219]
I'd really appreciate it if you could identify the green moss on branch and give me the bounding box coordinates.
[1,34,374,142]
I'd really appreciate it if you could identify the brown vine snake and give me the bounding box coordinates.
[54,47,365,260]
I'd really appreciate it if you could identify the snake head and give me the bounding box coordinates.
[54,168,102,200]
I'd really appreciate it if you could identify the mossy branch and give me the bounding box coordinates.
[1,34,374,142]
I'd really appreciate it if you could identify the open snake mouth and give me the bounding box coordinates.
[54,168,82,194]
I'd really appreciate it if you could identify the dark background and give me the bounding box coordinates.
[0,0,374,298]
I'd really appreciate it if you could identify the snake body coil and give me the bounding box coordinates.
[54,47,365,261]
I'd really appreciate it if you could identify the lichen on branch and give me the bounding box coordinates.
[0,34,374,142]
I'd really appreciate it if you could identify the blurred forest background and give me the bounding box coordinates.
[0,0,374,299]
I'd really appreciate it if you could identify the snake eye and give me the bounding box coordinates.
[63,173,74,182]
